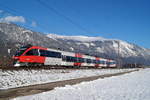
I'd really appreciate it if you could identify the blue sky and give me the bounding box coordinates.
[0,0,150,48]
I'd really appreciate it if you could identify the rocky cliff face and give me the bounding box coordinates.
[0,22,150,65]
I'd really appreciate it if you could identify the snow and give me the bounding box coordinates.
[119,40,137,56]
[22,30,33,34]
[0,69,135,89]
[82,43,90,47]
[76,42,90,47]
[70,47,74,51]
[13,68,150,100]
[111,40,138,57]
[96,47,104,53]
[90,43,96,46]
[47,33,106,42]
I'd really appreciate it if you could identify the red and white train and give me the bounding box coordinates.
[13,45,116,68]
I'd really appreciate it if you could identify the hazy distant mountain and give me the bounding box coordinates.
[0,22,150,65]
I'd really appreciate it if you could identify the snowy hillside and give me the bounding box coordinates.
[47,33,106,42]
[0,23,72,57]
[0,23,62,48]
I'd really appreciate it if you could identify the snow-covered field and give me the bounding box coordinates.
[13,68,150,100]
[0,69,136,89]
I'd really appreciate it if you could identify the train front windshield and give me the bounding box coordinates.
[15,47,27,56]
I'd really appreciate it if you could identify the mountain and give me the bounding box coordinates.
[0,23,72,55]
[47,34,150,65]
[0,22,150,66]
[47,33,150,58]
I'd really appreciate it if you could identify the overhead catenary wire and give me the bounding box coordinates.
[0,1,107,36]
[0,5,42,47]
[0,3,51,34]
[35,0,116,37]
[0,7,30,29]
[0,0,115,37]
[35,0,92,34]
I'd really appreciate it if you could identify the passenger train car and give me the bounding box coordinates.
[13,45,116,68]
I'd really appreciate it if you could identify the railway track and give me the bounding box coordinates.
[0,66,118,71]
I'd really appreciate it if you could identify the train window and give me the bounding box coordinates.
[82,58,85,62]
[106,61,110,65]
[99,60,102,64]
[96,60,100,64]
[40,50,46,56]
[101,61,103,64]
[62,55,66,61]
[66,56,70,62]
[100,60,105,64]
[25,49,39,56]
[39,50,61,58]
[99,61,102,64]
[47,51,61,58]
[66,56,71,62]
[104,61,106,64]
[91,60,94,64]
[15,49,26,56]
[84,58,86,63]
[92,60,97,64]
[65,56,77,62]
[86,59,91,63]
[95,60,97,64]
[26,50,33,55]
[73,57,77,62]
[78,58,84,63]
[110,62,115,64]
